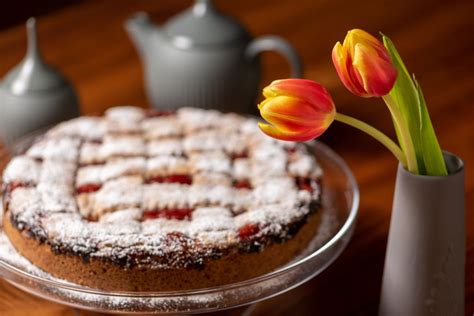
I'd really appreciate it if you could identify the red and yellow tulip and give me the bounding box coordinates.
[258,79,336,141]
[332,29,397,97]
[257,29,446,176]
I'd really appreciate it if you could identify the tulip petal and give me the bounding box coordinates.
[261,95,330,121]
[259,96,331,132]
[264,79,335,113]
[353,43,397,96]
[332,42,367,97]
[344,29,382,57]
[333,29,397,97]
[258,122,326,142]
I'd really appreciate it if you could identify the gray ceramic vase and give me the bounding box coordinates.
[379,152,465,316]
[125,0,302,114]
[0,18,79,145]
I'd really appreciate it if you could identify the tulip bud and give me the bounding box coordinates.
[258,79,336,141]
[332,29,397,97]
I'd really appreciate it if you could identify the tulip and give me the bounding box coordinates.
[258,79,336,141]
[332,29,397,97]
[257,78,407,167]
[257,29,446,176]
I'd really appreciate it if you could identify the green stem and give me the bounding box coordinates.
[382,94,419,174]
[334,112,407,167]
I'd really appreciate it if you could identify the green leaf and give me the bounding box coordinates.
[383,35,446,176]
[383,35,426,174]
[413,77,448,176]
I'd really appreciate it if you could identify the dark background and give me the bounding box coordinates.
[0,1,80,29]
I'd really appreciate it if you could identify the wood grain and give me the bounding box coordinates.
[0,0,472,315]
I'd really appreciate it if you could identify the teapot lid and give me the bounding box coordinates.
[2,18,70,95]
[163,0,250,48]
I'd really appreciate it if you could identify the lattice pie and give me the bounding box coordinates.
[2,106,325,291]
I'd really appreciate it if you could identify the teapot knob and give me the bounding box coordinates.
[26,18,40,59]
[193,0,215,16]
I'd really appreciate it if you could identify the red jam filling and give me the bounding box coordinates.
[76,183,102,194]
[238,223,260,240]
[84,215,99,222]
[295,177,318,192]
[233,179,252,190]
[89,139,103,145]
[147,174,192,185]
[5,181,30,193]
[143,208,193,221]
[231,151,249,160]
[146,109,175,117]
[79,161,106,168]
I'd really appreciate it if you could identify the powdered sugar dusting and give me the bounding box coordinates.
[189,152,232,174]
[146,156,189,176]
[101,135,146,158]
[2,106,324,268]
[79,142,106,165]
[26,137,80,161]
[105,106,145,122]
[99,208,143,224]
[3,156,41,184]
[100,157,146,182]
[93,177,143,215]
[289,151,323,178]
[143,183,190,210]
[46,116,106,141]
[142,116,183,139]
[147,139,183,156]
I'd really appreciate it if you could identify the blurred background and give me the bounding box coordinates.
[1,0,472,153]
[0,0,472,315]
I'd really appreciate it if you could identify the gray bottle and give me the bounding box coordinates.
[125,0,302,113]
[0,18,79,145]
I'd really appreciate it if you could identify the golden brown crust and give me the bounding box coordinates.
[4,210,322,291]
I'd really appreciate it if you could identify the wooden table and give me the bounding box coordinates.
[0,0,472,315]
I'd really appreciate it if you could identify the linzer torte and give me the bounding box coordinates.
[1,106,325,291]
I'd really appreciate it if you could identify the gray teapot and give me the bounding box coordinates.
[125,0,302,113]
[0,18,79,145]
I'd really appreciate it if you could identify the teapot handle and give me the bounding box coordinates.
[245,35,303,78]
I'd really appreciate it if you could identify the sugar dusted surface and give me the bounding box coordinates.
[3,156,41,184]
[2,106,325,269]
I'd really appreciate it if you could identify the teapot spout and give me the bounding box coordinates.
[125,12,157,58]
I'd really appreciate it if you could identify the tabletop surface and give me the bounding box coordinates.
[0,0,472,315]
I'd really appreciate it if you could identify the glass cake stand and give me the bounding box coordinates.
[0,138,359,315]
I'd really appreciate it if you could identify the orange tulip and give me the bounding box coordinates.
[332,29,397,97]
[258,79,336,141]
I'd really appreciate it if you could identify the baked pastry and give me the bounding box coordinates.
[2,106,324,291]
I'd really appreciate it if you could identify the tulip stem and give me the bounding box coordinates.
[382,94,419,174]
[334,112,407,167]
